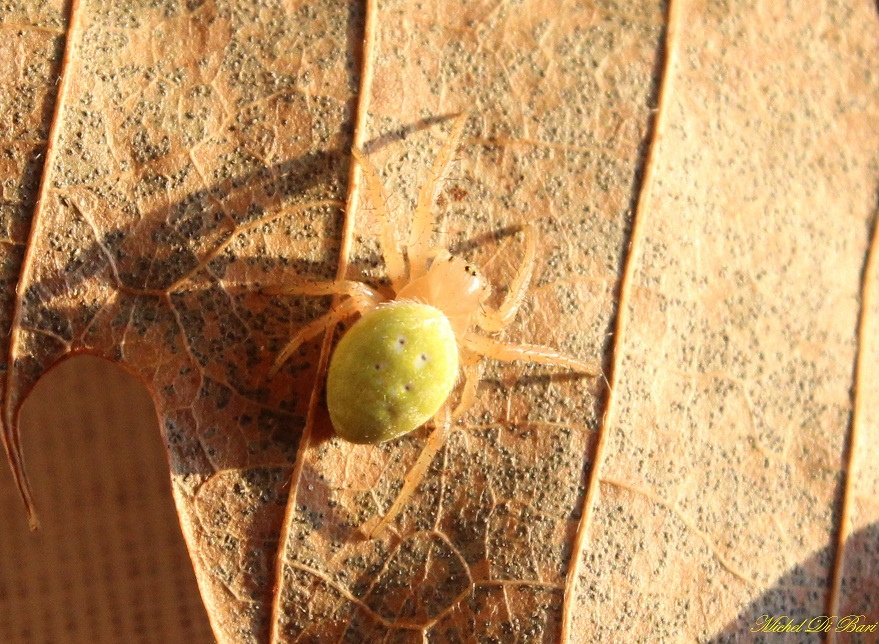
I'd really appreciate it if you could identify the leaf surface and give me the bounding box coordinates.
[1,1,878,642]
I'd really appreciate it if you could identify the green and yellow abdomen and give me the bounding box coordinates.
[327,301,459,444]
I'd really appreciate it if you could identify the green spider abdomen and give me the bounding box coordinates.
[326,301,459,444]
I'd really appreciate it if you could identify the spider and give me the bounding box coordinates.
[268,115,597,537]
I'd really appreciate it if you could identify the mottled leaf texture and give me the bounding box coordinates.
[2,1,878,643]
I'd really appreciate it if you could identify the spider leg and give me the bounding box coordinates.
[463,333,598,375]
[476,224,537,333]
[408,114,468,279]
[268,296,371,377]
[351,147,407,291]
[262,279,384,304]
[452,349,482,421]
[366,405,452,539]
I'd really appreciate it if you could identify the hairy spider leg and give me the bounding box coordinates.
[476,225,538,333]
[408,114,469,280]
[262,279,384,302]
[267,281,384,377]
[452,349,483,421]
[462,333,597,375]
[366,404,453,540]
[351,147,407,292]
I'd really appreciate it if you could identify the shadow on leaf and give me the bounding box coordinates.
[708,521,879,642]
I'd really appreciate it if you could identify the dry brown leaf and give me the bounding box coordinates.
[2,0,878,642]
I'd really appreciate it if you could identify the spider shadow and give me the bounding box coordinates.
[18,111,529,474]
[450,225,526,258]
[16,136,365,476]
[361,112,463,156]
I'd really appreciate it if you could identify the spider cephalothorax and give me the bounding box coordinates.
[395,252,489,336]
